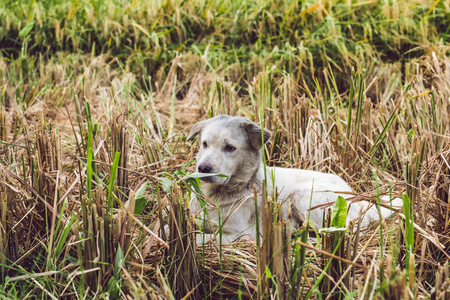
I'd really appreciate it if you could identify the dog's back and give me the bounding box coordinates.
[266,167,353,229]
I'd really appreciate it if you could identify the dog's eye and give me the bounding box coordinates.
[224,144,236,152]
[202,141,208,148]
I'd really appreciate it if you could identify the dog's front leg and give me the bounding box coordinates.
[195,232,236,244]
[192,209,238,244]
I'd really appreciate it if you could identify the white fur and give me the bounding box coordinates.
[188,115,401,243]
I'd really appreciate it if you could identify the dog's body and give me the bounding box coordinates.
[188,115,398,243]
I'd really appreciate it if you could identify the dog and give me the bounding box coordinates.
[188,115,400,243]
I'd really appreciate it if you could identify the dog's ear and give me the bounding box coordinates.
[242,120,272,150]
[187,120,208,141]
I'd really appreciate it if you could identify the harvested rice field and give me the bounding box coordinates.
[0,0,450,299]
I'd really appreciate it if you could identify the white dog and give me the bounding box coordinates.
[188,115,400,243]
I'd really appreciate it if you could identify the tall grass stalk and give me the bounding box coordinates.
[402,194,415,292]
[1,0,450,297]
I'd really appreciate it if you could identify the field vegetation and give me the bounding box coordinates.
[1,0,450,298]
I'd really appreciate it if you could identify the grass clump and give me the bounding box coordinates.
[0,0,450,298]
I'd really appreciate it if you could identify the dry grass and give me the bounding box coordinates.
[1,0,450,298]
[0,50,449,298]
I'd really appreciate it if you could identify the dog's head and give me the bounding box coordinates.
[188,115,272,187]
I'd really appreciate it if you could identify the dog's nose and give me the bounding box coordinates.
[198,163,212,173]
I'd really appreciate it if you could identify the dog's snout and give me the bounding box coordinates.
[198,163,213,173]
